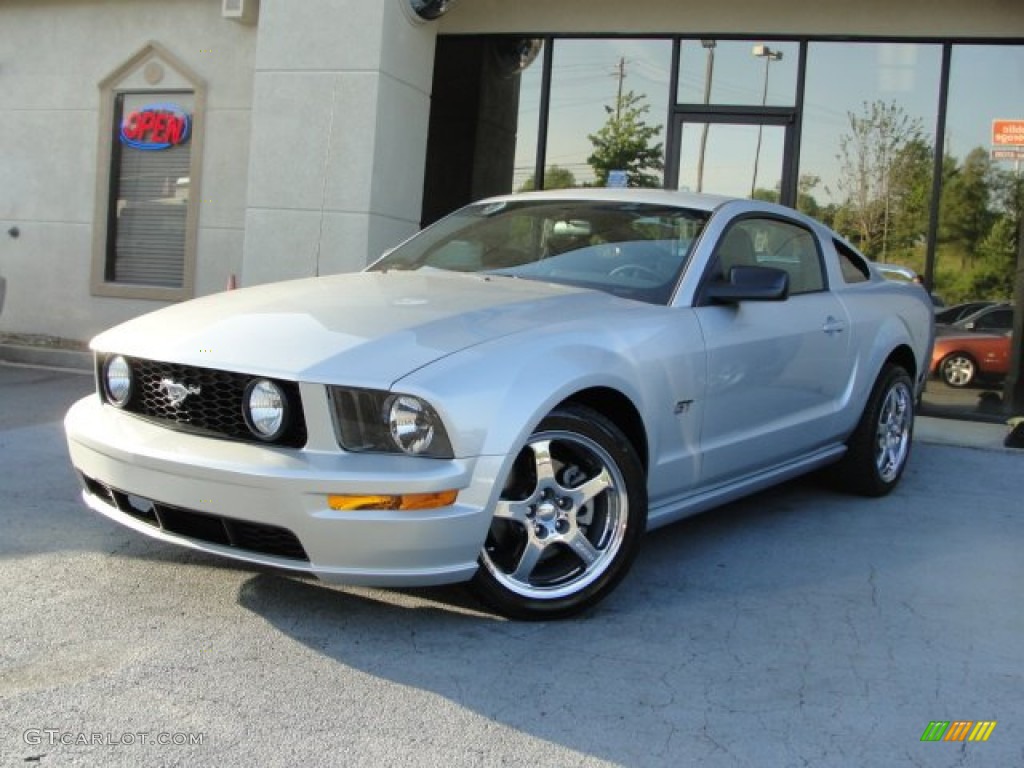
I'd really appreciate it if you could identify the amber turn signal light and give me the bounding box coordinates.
[327,490,458,511]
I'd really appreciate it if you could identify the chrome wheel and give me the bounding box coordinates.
[875,379,912,483]
[940,354,975,388]
[483,431,627,598]
[472,405,646,619]
[833,364,914,497]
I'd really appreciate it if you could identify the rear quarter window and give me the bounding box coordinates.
[834,238,871,283]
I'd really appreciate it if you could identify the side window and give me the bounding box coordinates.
[715,217,824,294]
[834,238,871,283]
[974,308,1012,332]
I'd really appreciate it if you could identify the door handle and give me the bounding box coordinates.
[822,316,845,336]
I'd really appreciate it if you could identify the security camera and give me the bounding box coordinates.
[491,38,544,77]
[408,0,457,20]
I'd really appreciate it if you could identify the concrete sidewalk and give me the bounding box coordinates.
[915,415,1018,452]
[0,337,91,372]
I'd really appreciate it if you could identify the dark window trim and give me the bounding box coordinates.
[435,32,1024,46]
[923,43,953,294]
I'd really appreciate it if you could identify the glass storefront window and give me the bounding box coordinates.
[543,39,671,189]
[426,33,1024,424]
[512,40,546,192]
[799,42,942,268]
[677,39,799,107]
[676,122,788,199]
[922,45,1024,419]
[673,40,798,201]
[935,45,1024,307]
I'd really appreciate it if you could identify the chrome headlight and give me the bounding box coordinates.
[329,387,453,458]
[386,394,438,455]
[243,378,288,441]
[103,355,133,407]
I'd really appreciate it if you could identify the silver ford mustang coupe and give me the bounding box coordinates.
[65,189,934,619]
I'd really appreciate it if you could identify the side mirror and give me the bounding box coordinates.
[705,265,789,304]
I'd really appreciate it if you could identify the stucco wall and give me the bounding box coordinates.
[0,0,257,341]
[240,0,437,287]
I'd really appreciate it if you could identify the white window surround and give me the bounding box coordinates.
[91,41,206,301]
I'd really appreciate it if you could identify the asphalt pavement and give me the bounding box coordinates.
[0,362,1020,767]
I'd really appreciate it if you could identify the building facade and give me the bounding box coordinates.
[0,0,1022,343]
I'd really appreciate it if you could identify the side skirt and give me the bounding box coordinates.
[645,444,847,531]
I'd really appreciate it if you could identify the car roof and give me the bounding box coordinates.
[476,187,737,214]
[956,302,1013,320]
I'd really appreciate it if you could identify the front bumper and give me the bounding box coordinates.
[64,395,503,586]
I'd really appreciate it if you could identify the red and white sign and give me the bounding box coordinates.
[992,119,1024,146]
[119,103,191,151]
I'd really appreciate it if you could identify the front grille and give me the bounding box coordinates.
[99,355,307,448]
[82,474,309,562]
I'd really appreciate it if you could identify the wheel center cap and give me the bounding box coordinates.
[536,500,558,523]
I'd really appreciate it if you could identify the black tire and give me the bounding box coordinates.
[833,364,915,497]
[939,353,976,388]
[471,404,647,620]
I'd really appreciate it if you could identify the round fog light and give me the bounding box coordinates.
[244,379,287,440]
[104,355,133,407]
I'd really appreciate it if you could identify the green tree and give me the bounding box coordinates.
[932,149,1023,303]
[939,147,995,269]
[751,187,780,203]
[796,174,823,219]
[834,100,925,259]
[887,138,933,256]
[587,90,664,188]
[969,216,1017,298]
[518,165,577,193]
[989,161,1024,250]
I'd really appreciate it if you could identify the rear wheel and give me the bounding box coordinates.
[939,353,976,388]
[472,405,646,620]
[833,364,914,497]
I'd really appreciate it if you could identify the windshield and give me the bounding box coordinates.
[369,200,710,305]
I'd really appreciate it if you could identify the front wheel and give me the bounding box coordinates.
[471,405,647,620]
[832,364,915,497]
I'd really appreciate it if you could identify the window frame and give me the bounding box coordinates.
[833,238,872,284]
[708,214,825,297]
[90,42,206,301]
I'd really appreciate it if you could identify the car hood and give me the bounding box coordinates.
[91,271,628,386]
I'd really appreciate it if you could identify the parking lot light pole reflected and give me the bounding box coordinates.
[696,39,717,193]
[751,44,782,197]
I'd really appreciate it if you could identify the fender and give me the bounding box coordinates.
[834,284,933,436]
[395,313,707,470]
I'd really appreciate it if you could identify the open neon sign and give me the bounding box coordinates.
[119,103,191,150]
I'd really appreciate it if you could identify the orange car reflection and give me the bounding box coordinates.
[930,332,1011,388]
